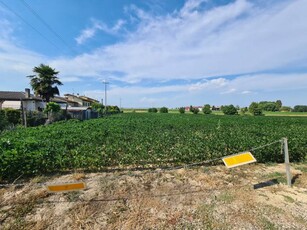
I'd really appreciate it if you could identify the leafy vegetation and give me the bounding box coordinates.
[0,113,306,180]
[159,107,168,113]
[189,106,199,114]
[222,105,238,115]
[148,108,158,113]
[202,104,212,114]
[293,105,307,112]
[27,64,62,102]
[179,107,185,114]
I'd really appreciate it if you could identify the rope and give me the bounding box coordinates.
[250,139,283,152]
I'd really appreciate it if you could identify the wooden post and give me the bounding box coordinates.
[21,100,27,127]
[283,138,292,187]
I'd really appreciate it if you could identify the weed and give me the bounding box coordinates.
[260,217,278,230]
[295,166,307,173]
[216,191,235,203]
[263,172,287,184]
[282,195,295,203]
[66,191,81,202]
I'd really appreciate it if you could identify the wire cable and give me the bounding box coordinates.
[0,0,60,50]
[19,0,76,54]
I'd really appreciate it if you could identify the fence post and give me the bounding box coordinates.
[283,138,292,187]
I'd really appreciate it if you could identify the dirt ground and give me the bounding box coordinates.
[1,163,307,230]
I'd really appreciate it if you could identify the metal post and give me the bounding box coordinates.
[283,138,292,187]
[102,80,109,114]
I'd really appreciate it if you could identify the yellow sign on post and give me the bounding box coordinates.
[222,152,256,168]
[46,182,86,193]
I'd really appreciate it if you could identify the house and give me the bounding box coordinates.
[51,96,79,109]
[0,89,45,111]
[64,94,99,107]
[66,107,98,120]
[0,89,100,120]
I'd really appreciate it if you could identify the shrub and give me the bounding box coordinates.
[202,104,212,114]
[106,105,121,114]
[222,105,238,115]
[240,107,248,115]
[4,109,21,125]
[159,107,168,113]
[0,110,8,131]
[148,108,158,113]
[293,105,307,112]
[249,102,263,116]
[179,107,185,114]
[27,111,46,127]
[189,106,199,114]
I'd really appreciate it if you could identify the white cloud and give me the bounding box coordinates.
[1,0,307,107]
[188,78,228,91]
[53,0,307,84]
[75,19,126,45]
[82,72,307,107]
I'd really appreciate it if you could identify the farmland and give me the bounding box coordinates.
[1,113,307,181]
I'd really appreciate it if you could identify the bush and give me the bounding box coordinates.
[148,108,158,113]
[179,107,185,114]
[240,107,248,115]
[27,111,46,127]
[5,109,21,125]
[0,110,8,131]
[293,105,307,112]
[202,104,212,114]
[159,107,168,113]
[189,106,199,114]
[222,105,238,115]
[249,102,263,116]
[106,105,121,114]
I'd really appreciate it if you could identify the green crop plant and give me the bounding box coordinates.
[0,114,306,181]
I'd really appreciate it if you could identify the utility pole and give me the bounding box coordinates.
[102,80,109,114]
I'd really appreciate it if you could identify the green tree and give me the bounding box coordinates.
[159,107,168,113]
[91,102,104,116]
[190,106,199,114]
[293,105,307,112]
[44,102,61,123]
[249,102,263,116]
[259,102,277,111]
[148,108,158,113]
[276,100,282,111]
[240,107,248,115]
[202,104,212,114]
[222,105,238,115]
[179,107,185,114]
[28,64,63,102]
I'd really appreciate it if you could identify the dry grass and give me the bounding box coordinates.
[1,163,307,229]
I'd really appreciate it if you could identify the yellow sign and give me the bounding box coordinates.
[46,182,86,193]
[222,152,256,168]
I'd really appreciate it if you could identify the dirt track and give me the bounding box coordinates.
[1,163,307,229]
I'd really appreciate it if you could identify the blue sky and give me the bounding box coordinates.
[1,0,307,108]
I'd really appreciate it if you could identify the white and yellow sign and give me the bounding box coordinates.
[222,151,256,168]
[46,182,86,193]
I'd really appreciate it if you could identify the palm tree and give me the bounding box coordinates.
[28,64,63,102]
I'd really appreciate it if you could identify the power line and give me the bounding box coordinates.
[19,0,76,54]
[0,0,60,50]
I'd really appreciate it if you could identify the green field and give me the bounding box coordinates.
[1,113,307,181]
